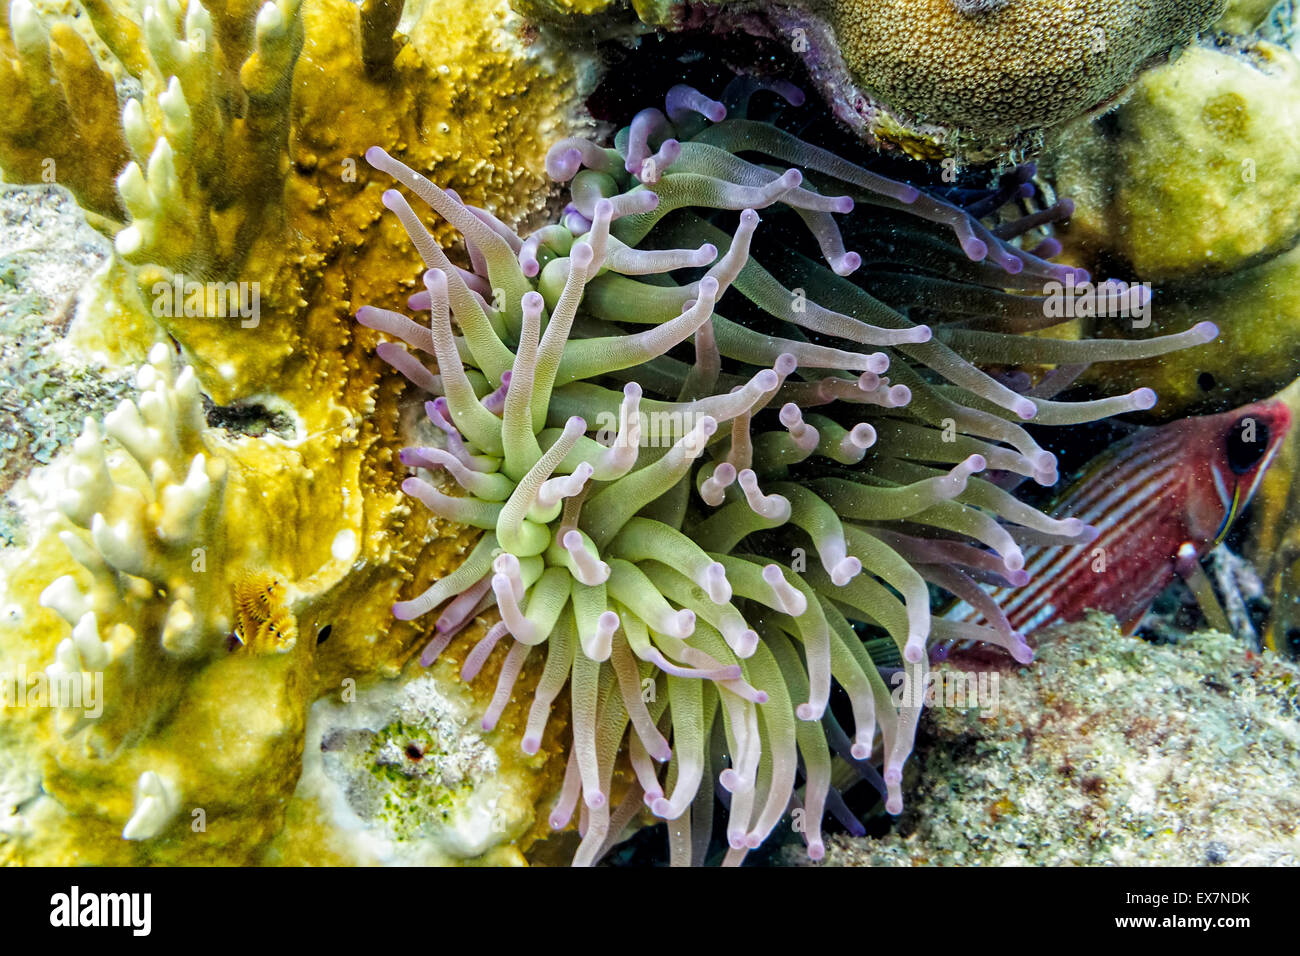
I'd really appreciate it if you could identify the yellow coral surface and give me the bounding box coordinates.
[1052,41,1300,281]
[0,0,592,864]
[1045,41,1300,420]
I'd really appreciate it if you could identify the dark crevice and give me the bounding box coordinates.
[202,394,296,440]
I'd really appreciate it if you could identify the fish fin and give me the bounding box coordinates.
[1211,484,1243,550]
[1175,552,1233,633]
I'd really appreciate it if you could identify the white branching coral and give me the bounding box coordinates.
[40,343,228,671]
[122,768,180,840]
[38,344,232,741]
[113,0,304,269]
[14,343,315,853]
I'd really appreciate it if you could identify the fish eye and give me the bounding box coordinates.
[1226,416,1269,475]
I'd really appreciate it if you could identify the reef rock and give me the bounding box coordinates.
[1051,39,1300,282]
[265,649,567,866]
[807,615,1300,866]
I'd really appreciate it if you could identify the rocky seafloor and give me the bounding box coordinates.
[793,615,1300,867]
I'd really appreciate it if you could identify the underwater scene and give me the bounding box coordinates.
[1,0,1299,873]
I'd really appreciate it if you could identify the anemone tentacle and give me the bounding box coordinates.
[355,81,1211,867]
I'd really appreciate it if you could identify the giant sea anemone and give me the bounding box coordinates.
[353,78,1214,866]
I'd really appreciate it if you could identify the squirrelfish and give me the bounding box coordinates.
[947,399,1292,643]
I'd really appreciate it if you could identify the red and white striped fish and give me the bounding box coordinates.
[946,398,1292,643]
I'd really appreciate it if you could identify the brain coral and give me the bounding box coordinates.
[827,0,1226,141]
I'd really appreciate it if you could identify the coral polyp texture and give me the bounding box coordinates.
[826,0,1226,143]
[355,79,1214,865]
